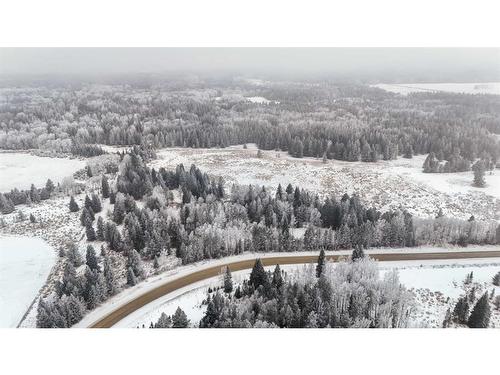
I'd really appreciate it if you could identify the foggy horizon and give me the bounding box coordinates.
[1,48,500,83]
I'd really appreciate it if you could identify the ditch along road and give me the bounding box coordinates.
[89,249,500,328]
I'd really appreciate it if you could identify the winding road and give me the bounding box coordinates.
[89,250,500,328]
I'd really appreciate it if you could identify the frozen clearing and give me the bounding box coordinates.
[0,235,56,327]
[246,96,279,104]
[151,146,499,220]
[0,152,85,192]
[116,258,500,328]
[372,82,500,96]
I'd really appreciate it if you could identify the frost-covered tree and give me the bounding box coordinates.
[172,307,189,328]
[126,267,137,286]
[316,249,326,278]
[86,222,97,241]
[223,266,233,293]
[101,175,110,198]
[86,245,99,272]
[69,196,79,212]
[472,160,486,188]
[467,293,491,328]
[66,243,83,267]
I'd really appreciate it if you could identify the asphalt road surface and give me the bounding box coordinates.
[89,250,500,328]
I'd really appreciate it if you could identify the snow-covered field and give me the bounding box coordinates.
[372,82,500,96]
[151,146,499,220]
[115,258,500,329]
[246,96,279,104]
[0,152,85,192]
[0,235,56,327]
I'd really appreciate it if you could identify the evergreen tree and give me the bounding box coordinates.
[84,195,92,210]
[66,243,83,267]
[103,250,119,296]
[467,293,491,328]
[45,179,55,194]
[453,296,470,324]
[316,249,326,278]
[249,259,269,290]
[223,266,233,293]
[272,264,283,289]
[69,196,79,212]
[127,249,145,279]
[234,285,242,299]
[472,160,486,187]
[492,271,500,286]
[153,312,172,328]
[126,267,137,286]
[86,222,97,241]
[113,197,126,224]
[29,213,36,223]
[352,244,365,261]
[86,245,99,272]
[91,193,102,213]
[172,307,189,328]
[101,175,110,198]
[96,216,105,241]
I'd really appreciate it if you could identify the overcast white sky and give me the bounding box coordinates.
[1,48,499,81]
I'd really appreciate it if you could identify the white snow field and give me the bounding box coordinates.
[151,146,499,220]
[372,82,500,96]
[0,152,85,192]
[246,96,279,104]
[0,235,56,327]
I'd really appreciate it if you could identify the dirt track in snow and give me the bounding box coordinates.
[89,250,500,328]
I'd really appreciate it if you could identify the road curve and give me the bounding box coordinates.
[89,250,500,328]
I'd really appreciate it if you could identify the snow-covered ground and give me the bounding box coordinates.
[0,235,56,327]
[372,82,500,96]
[0,152,85,192]
[380,259,500,327]
[246,96,279,104]
[151,146,499,220]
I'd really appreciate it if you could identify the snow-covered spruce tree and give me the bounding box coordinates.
[152,312,172,328]
[472,160,486,188]
[101,175,110,198]
[223,266,233,293]
[69,196,79,212]
[45,179,55,195]
[492,271,500,286]
[453,296,470,324]
[85,245,99,272]
[29,213,36,223]
[467,293,491,328]
[91,193,102,213]
[351,244,365,261]
[249,259,269,291]
[126,267,137,286]
[127,248,145,280]
[66,242,83,267]
[316,249,326,278]
[86,222,97,241]
[172,307,189,328]
[272,264,283,290]
[102,249,119,296]
[96,216,105,241]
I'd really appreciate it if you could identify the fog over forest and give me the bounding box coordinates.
[1,48,499,83]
